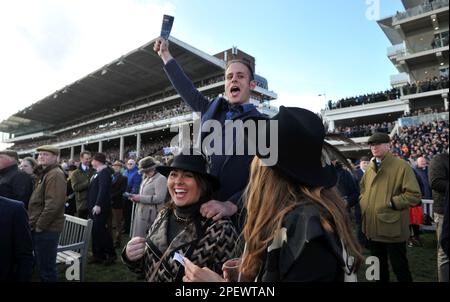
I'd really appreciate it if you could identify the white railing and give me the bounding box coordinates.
[398,112,449,127]
[421,199,436,231]
[387,43,408,57]
[390,73,410,87]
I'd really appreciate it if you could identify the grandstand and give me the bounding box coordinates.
[0,37,278,161]
[323,0,449,159]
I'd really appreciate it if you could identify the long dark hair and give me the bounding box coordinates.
[240,157,363,280]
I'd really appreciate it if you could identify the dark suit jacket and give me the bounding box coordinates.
[0,164,33,208]
[111,173,128,209]
[164,59,263,208]
[87,167,112,211]
[0,196,33,281]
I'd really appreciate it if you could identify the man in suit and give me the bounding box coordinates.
[355,156,370,247]
[71,151,94,219]
[87,153,116,265]
[0,196,33,281]
[154,38,264,228]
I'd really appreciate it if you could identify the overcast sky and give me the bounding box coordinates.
[0,0,404,150]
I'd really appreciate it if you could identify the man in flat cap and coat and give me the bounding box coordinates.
[28,145,67,282]
[360,133,421,282]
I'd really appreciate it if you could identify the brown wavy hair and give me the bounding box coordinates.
[240,157,363,280]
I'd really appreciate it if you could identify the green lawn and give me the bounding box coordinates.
[356,232,438,282]
[53,232,439,282]
[57,235,137,282]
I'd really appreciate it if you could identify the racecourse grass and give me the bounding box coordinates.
[52,232,437,282]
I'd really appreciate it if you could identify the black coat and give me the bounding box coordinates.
[87,167,112,211]
[414,167,432,199]
[335,165,360,208]
[355,168,364,183]
[258,201,345,281]
[0,165,33,208]
[111,173,128,209]
[0,196,33,281]
[65,178,77,216]
[429,152,449,215]
[441,185,449,256]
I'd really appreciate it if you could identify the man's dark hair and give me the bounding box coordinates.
[225,59,254,81]
[80,151,92,158]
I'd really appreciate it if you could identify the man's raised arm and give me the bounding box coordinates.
[154,38,210,114]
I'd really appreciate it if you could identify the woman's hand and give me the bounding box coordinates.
[182,257,226,282]
[130,194,141,203]
[126,237,146,261]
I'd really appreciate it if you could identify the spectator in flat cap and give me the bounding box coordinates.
[360,132,421,281]
[0,150,19,161]
[367,132,390,145]
[129,157,167,238]
[110,161,128,248]
[36,145,60,156]
[0,150,33,209]
[28,145,67,281]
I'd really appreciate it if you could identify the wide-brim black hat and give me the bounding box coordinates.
[248,106,337,188]
[156,149,220,191]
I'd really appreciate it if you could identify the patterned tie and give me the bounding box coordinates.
[226,105,243,120]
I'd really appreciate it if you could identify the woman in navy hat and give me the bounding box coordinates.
[183,106,363,282]
[122,149,238,282]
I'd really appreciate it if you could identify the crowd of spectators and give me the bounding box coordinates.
[328,88,400,110]
[55,74,226,131]
[335,122,394,138]
[10,103,191,153]
[326,75,448,111]
[402,76,448,96]
[391,120,449,162]
[403,107,446,117]
[90,137,174,164]
[57,102,191,141]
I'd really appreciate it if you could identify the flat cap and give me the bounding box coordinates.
[0,150,19,161]
[36,145,59,156]
[368,132,390,145]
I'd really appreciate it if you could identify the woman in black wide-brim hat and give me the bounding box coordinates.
[182,106,364,282]
[122,149,238,282]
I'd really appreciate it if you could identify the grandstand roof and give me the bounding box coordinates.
[0,36,225,135]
